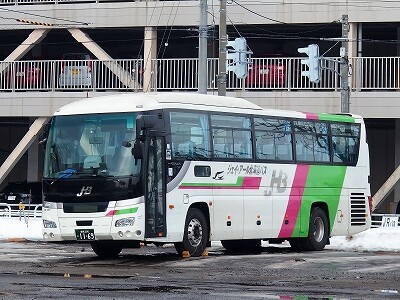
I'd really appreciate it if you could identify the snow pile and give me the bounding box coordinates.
[0,218,42,241]
[328,227,400,252]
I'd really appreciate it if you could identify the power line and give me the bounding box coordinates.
[229,0,287,25]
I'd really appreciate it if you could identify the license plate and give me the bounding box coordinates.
[75,229,95,241]
[381,216,399,228]
[71,69,79,75]
[7,195,16,201]
[259,69,269,74]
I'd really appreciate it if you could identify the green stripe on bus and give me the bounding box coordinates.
[317,113,355,123]
[115,207,139,215]
[180,176,245,187]
[292,165,347,236]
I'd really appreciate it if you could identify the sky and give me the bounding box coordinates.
[0,217,399,252]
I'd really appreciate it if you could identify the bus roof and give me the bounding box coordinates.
[54,92,363,123]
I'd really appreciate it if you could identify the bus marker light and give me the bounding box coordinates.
[118,231,124,237]
[208,201,213,206]
[169,204,175,209]
[135,230,142,236]
[125,231,132,238]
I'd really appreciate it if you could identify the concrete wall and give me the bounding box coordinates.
[1,90,400,118]
[2,1,400,30]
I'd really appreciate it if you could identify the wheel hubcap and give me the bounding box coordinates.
[188,218,202,247]
[313,217,324,242]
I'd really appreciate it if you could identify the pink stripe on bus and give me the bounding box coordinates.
[242,176,262,188]
[278,164,310,238]
[305,112,319,120]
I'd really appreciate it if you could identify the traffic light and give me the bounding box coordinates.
[298,44,321,83]
[226,37,252,79]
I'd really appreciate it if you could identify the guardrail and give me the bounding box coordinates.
[371,213,400,228]
[1,57,400,92]
[0,203,42,219]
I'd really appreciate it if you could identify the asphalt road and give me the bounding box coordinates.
[0,241,399,300]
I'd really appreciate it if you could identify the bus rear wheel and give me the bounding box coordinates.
[300,207,329,251]
[174,208,208,257]
[91,241,123,258]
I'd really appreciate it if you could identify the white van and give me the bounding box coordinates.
[58,53,92,88]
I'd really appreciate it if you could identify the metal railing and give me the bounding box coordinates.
[0,203,42,218]
[1,57,400,92]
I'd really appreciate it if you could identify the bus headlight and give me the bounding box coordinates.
[43,201,57,209]
[115,217,135,227]
[43,219,57,228]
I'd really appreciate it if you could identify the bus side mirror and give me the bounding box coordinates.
[132,141,143,159]
[136,115,157,141]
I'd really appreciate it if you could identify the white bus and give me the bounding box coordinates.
[42,93,371,257]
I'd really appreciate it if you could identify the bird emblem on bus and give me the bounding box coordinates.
[77,186,93,197]
[213,171,224,180]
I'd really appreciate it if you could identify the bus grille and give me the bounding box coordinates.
[350,193,367,226]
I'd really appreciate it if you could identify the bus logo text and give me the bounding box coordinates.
[266,170,287,196]
[77,186,93,197]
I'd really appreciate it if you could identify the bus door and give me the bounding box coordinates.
[144,136,166,238]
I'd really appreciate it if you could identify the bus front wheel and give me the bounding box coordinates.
[174,208,209,257]
[91,241,123,258]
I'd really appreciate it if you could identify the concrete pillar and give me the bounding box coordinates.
[348,22,358,59]
[348,22,358,91]
[143,26,157,92]
[1,29,49,74]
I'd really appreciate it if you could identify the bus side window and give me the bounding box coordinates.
[214,144,228,158]
[177,141,195,158]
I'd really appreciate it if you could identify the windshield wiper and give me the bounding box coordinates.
[49,168,80,185]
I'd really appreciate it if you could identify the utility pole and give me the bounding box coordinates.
[340,14,350,113]
[198,0,208,94]
[217,0,227,96]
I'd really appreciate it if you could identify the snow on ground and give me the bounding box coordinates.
[327,227,400,252]
[0,217,399,252]
[0,217,42,241]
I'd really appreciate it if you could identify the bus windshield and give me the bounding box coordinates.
[43,112,140,179]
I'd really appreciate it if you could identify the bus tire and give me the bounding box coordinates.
[302,207,329,251]
[91,241,123,258]
[174,208,208,257]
